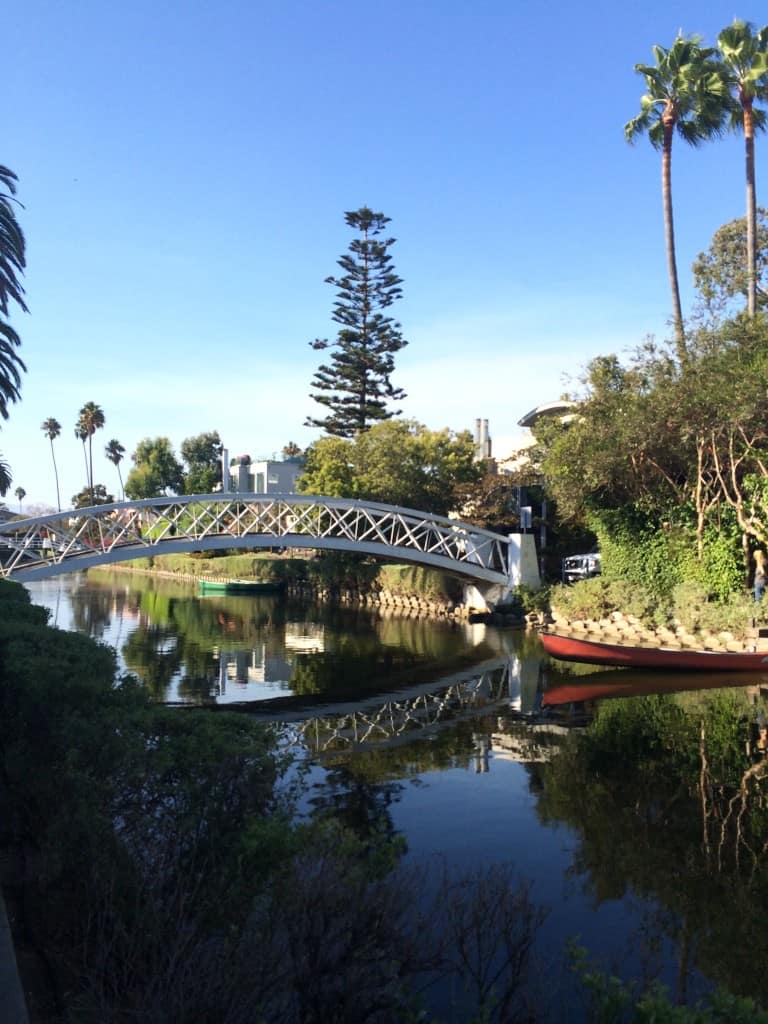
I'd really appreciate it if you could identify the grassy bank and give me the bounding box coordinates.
[113,550,466,605]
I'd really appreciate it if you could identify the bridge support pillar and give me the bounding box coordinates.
[463,533,541,611]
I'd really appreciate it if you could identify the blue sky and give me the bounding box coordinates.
[5,0,763,509]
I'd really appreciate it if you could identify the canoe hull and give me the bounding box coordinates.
[540,631,768,671]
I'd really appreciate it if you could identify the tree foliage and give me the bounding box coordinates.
[71,483,114,508]
[306,207,408,437]
[180,430,222,494]
[693,207,768,315]
[0,166,27,419]
[282,441,303,460]
[125,437,184,498]
[298,420,481,517]
[0,453,11,496]
[537,316,768,592]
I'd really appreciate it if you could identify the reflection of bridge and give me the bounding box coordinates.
[0,494,531,601]
[239,657,575,761]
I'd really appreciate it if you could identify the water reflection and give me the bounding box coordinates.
[28,572,505,706]
[28,572,768,730]
[24,573,768,1014]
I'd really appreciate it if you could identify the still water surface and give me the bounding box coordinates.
[25,571,768,1019]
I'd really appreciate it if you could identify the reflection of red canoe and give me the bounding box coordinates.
[542,671,768,707]
[540,631,768,671]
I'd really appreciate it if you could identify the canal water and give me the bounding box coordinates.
[24,571,768,1021]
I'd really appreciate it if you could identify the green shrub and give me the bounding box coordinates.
[377,563,463,603]
[570,942,768,1023]
[514,583,550,615]
[669,581,757,639]
[550,577,656,622]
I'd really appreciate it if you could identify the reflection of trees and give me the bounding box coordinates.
[175,639,219,704]
[290,637,499,698]
[76,575,500,709]
[307,764,405,846]
[70,584,114,638]
[122,625,183,700]
[290,641,416,696]
[537,689,768,1005]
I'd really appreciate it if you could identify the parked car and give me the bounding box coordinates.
[562,551,601,584]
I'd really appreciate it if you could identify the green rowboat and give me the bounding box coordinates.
[197,578,284,595]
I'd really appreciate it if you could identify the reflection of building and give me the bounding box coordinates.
[490,723,573,763]
[217,645,293,686]
[283,623,326,654]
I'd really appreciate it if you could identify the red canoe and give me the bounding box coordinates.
[539,631,768,672]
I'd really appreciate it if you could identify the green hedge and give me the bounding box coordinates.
[590,506,744,602]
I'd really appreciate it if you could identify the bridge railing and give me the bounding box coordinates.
[0,494,515,584]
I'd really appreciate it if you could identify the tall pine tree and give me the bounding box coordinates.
[306,207,407,437]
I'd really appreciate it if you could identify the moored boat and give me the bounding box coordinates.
[197,578,284,595]
[540,630,768,671]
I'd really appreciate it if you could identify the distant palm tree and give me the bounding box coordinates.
[77,402,105,505]
[75,421,89,489]
[41,417,62,511]
[718,20,768,317]
[626,35,728,359]
[14,485,25,513]
[105,438,126,500]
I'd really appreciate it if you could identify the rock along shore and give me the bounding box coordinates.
[530,608,759,653]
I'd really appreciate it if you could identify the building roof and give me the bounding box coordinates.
[517,400,578,429]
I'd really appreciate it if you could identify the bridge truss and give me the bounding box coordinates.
[0,493,516,588]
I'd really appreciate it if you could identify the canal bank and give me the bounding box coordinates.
[90,554,483,621]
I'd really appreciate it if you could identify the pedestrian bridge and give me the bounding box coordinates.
[0,494,538,601]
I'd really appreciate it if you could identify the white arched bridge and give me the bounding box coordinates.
[0,494,537,602]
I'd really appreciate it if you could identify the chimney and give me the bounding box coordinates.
[221,448,230,491]
[482,419,492,459]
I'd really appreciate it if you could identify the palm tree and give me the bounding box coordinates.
[41,417,62,511]
[0,166,27,318]
[0,455,11,497]
[14,486,25,513]
[77,402,105,505]
[105,438,126,500]
[717,20,768,318]
[626,35,728,360]
[75,421,89,486]
[0,167,27,418]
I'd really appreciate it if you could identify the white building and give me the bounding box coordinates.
[220,450,303,494]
